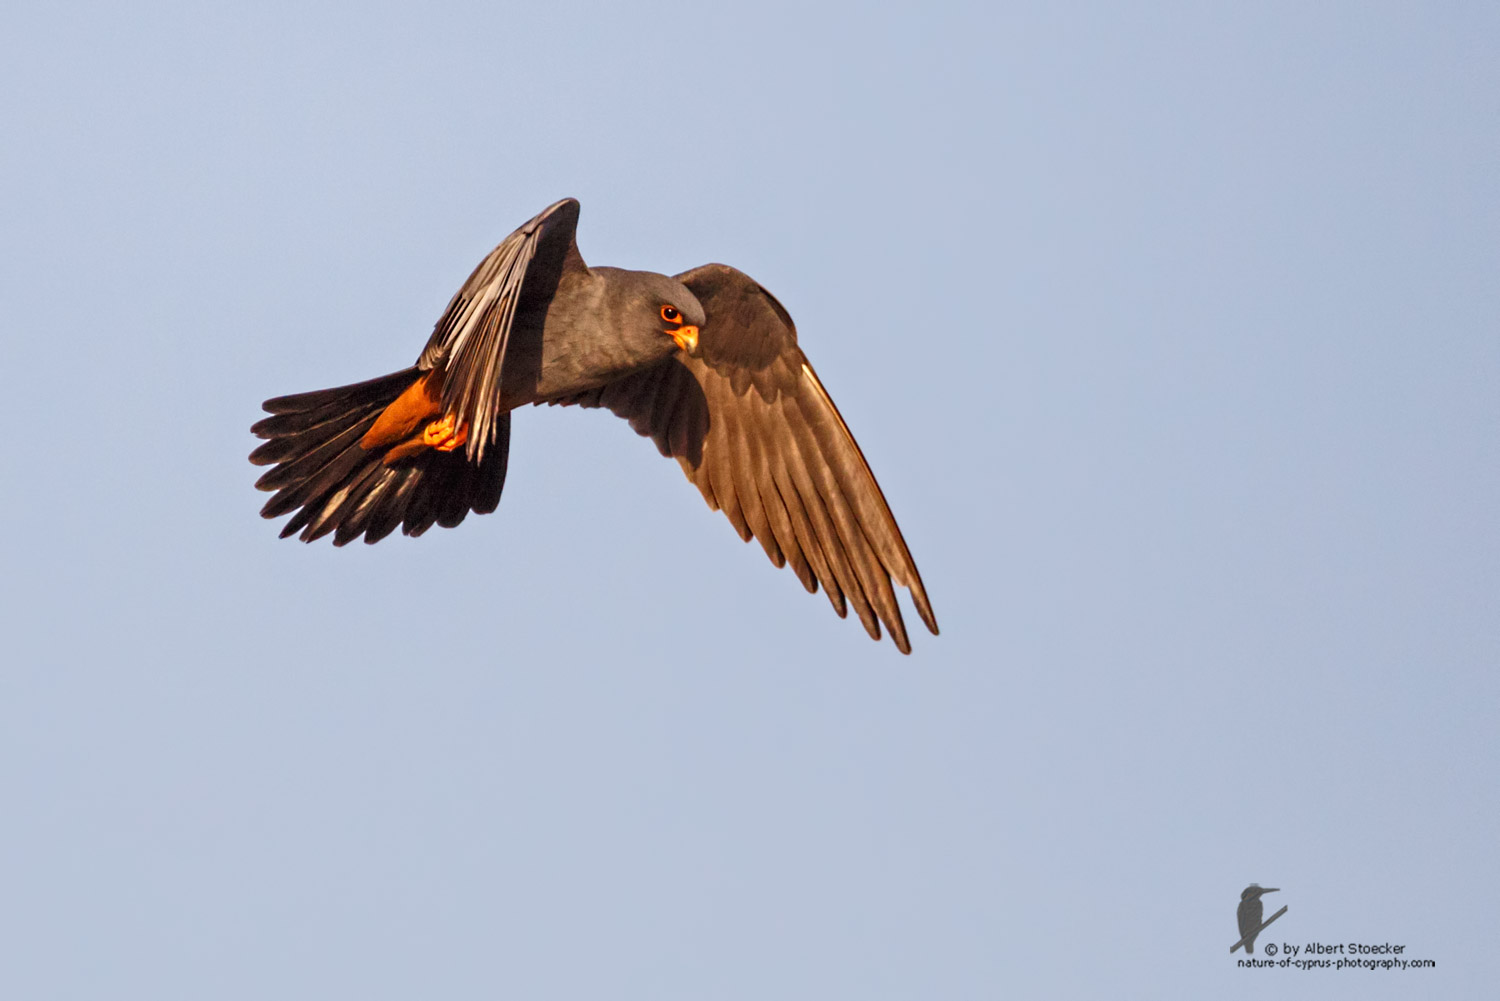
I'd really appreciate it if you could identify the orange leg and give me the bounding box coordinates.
[383,435,431,464]
[361,369,445,451]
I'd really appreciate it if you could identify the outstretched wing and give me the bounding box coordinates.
[552,263,936,653]
[419,197,584,463]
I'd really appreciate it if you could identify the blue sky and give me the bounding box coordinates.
[2,2,1496,998]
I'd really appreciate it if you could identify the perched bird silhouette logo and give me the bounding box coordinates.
[250,199,937,651]
[1231,884,1286,953]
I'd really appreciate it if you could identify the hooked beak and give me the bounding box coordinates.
[671,324,699,353]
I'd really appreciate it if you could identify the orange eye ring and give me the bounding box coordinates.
[660,305,680,323]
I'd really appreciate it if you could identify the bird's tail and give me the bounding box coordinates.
[250,367,509,544]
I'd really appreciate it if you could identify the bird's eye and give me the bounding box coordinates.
[660,305,680,323]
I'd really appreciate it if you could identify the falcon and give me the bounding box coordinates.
[251,199,937,651]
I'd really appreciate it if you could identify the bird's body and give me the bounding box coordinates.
[1237,885,1279,953]
[251,199,936,651]
[497,266,705,408]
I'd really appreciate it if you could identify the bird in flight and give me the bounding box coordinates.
[250,199,936,651]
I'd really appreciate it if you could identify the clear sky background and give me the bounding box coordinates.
[2,2,1495,998]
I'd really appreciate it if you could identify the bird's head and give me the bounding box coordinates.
[1241,884,1279,901]
[608,269,704,356]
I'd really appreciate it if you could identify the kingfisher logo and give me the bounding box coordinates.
[1231,884,1287,954]
[1228,884,1436,971]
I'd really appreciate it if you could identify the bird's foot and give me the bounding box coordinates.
[423,415,468,452]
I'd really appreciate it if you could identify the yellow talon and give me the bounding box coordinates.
[423,415,469,451]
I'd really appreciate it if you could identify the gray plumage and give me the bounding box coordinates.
[251,198,935,651]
